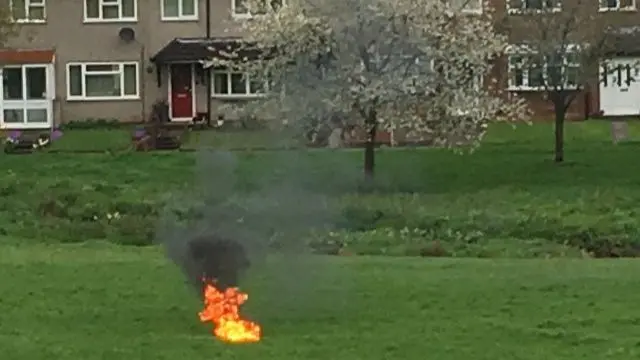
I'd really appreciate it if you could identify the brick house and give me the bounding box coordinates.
[0,0,638,130]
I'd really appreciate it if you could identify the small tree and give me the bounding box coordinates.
[503,0,612,162]
[218,0,528,179]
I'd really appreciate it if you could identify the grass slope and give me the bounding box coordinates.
[2,121,640,255]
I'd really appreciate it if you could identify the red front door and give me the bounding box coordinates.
[170,64,194,119]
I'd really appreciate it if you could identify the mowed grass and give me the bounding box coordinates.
[47,119,640,151]
[2,121,640,358]
[1,243,639,360]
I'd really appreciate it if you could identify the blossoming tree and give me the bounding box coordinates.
[218,0,529,179]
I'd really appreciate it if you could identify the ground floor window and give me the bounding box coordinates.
[1,64,52,128]
[212,68,265,97]
[507,45,580,91]
[67,62,139,100]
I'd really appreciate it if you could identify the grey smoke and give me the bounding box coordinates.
[157,148,355,308]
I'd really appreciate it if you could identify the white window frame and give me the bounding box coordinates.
[598,0,636,11]
[231,0,285,19]
[0,63,55,129]
[507,0,562,14]
[10,0,47,23]
[211,69,266,98]
[83,0,138,23]
[161,0,198,21]
[66,62,140,101]
[506,45,581,91]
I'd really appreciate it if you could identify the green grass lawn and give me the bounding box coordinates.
[1,243,639,360]
[45,119,640,151]
[1,121,639,255]
[2,121,640,359]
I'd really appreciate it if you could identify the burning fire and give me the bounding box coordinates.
[198,280,262,344]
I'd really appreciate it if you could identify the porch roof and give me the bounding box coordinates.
[150,37,262,64]
[0,49,55,65]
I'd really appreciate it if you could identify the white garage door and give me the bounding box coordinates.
[600,57,640,116]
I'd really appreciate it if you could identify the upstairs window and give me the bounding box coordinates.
[84,0,137,22]
[508,0,562,13]
[599,0,636,11]
[10,0,46,23]
[161,0,197,20]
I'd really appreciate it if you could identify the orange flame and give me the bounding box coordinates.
[198,280,262,344]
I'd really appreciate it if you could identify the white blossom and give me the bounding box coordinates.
[217,0,529,150]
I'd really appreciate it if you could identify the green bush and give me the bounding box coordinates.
[6,186,638,257]
[3,135,640,258]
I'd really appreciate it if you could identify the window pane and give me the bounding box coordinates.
[3,68,24,100]
[11,0,26,19]
[512,69,523,86]
[528,67,544,87]
[85,0,100,18]
[566,66,579,86]
[69,65,83,96]
[213,73,228,94]
[86,74,121,97]
[182,0,196,15]
[28,6,46,20]
[102,5,120,19]
[26,67,46,99]
[249,78,263,93]
[122,0,136,17]
[547,65,562,86]
[525,0,542,8]
[230,73,246,94]
[3,110,24,123]
[163,0,179,16]
[123,64,137,95]
[620,0,632,8]
[565,52,579,64]
[27,109,47,123]
[86,64,119,72]
[234,0,248,13]
[509,0,524,8]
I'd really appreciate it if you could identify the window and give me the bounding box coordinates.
[599,0,635,11]
[84,0,137,22]
[232,0,284,17]
[212,69,265,97]
[161,0,197,20]
[507,0,561,13]
[451,0,482,13]
[67,62,139,100]
[507,46,580,90]
[10,0,46,22]
[1,64,51,127]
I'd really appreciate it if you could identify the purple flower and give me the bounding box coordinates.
[7,130,21,140]
[134,128,146,138]
[50,129,63,141]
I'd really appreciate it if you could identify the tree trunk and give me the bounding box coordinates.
[363,119,377,180]
[554,107,565,163]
